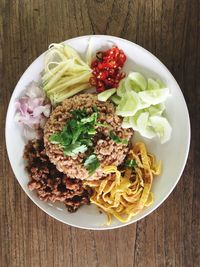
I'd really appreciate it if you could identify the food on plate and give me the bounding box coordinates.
[89,46,126,92]
[97,88,117,102]
[42,43,92,104]
[15,82,51,138]
[44,93,133,180]
[14,40,169,225]
[98,71,172,144]
[24,139,91,212]
[84,142,161,224]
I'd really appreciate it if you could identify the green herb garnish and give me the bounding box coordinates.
[70,109,88,120]
[84,154,100,175]
[50,109,99,156]
[62,143,88,156]
[124,159,137,168]
[109,130,128,144]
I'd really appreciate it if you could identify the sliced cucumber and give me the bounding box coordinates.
[111,94,121,105]
[147,78,160,90]
[121,117,131,129]
[140,100,151,110]
[114,71,171,143]
[116,79,126,97]
[147,103,165,116]
[116,91,141,117]
[149,115,172,144]
[97,88,116,102]
[156,79,165,88]
[136,112,156,138]
[138,88,170,105]
[129,114,139,131]
[125,77,140,93]
[127,72,147,91]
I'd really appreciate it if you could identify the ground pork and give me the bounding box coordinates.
[44,94,133,180]
[24,139,91,212]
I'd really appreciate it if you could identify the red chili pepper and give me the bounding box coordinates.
[89,77,97,86]
[97,71,109,80]
[104,78,115,87]
[89,46,126,92]
[108,68,115,76]
[91,60,98,68]
[98,62,105,70]
[97,86,105,93]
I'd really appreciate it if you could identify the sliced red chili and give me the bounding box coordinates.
[89,77,97,86]
[89,46,126,92]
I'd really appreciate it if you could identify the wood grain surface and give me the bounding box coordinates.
[0,0,199,266]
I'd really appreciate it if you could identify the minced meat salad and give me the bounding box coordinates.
[23,94,133,212]
[44,94,133,180]
[24,139,91,212]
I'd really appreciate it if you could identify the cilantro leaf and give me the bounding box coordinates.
[92,105,98,113]
[109,130,128,144]
[81,112,98,124]
[64,142,88,156]
[95,122,109,127]
[124,159,137,168]
[49,133,62,144]
[50,109,100,157]
[84,154,100,175]
[70,109,87,120]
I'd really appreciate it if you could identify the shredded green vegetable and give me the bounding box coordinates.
[42,43,92,105]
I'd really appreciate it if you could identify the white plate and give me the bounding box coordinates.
[5,35,190,230]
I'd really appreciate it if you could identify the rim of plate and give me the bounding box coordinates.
[5,35,191,230]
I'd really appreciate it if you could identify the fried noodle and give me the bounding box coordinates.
[84,142,161,224]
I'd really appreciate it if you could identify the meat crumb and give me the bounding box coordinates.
[24,139,91,212]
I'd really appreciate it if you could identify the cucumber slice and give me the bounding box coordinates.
[129,115,139,131]
[97,88,116,102]
[111,94,121,105]
[125,77,140,93]
[140,100,151,110]
[138,88,170,105]
[156,79,165,88]
[116,91,141,117]
[136,112,156,138]
[117,79,126,97]
[122,111,144,130]
[114,72,171,143]
[147,78,160,90]
[147,103,165,116]
[121,117,131,128]
[128,72,147,91]
[149,115,172,144]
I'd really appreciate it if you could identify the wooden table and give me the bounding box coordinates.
[1,1,199,266]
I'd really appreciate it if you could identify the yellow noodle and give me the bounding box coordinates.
[84,142,161,224]
[145,192,154,207]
